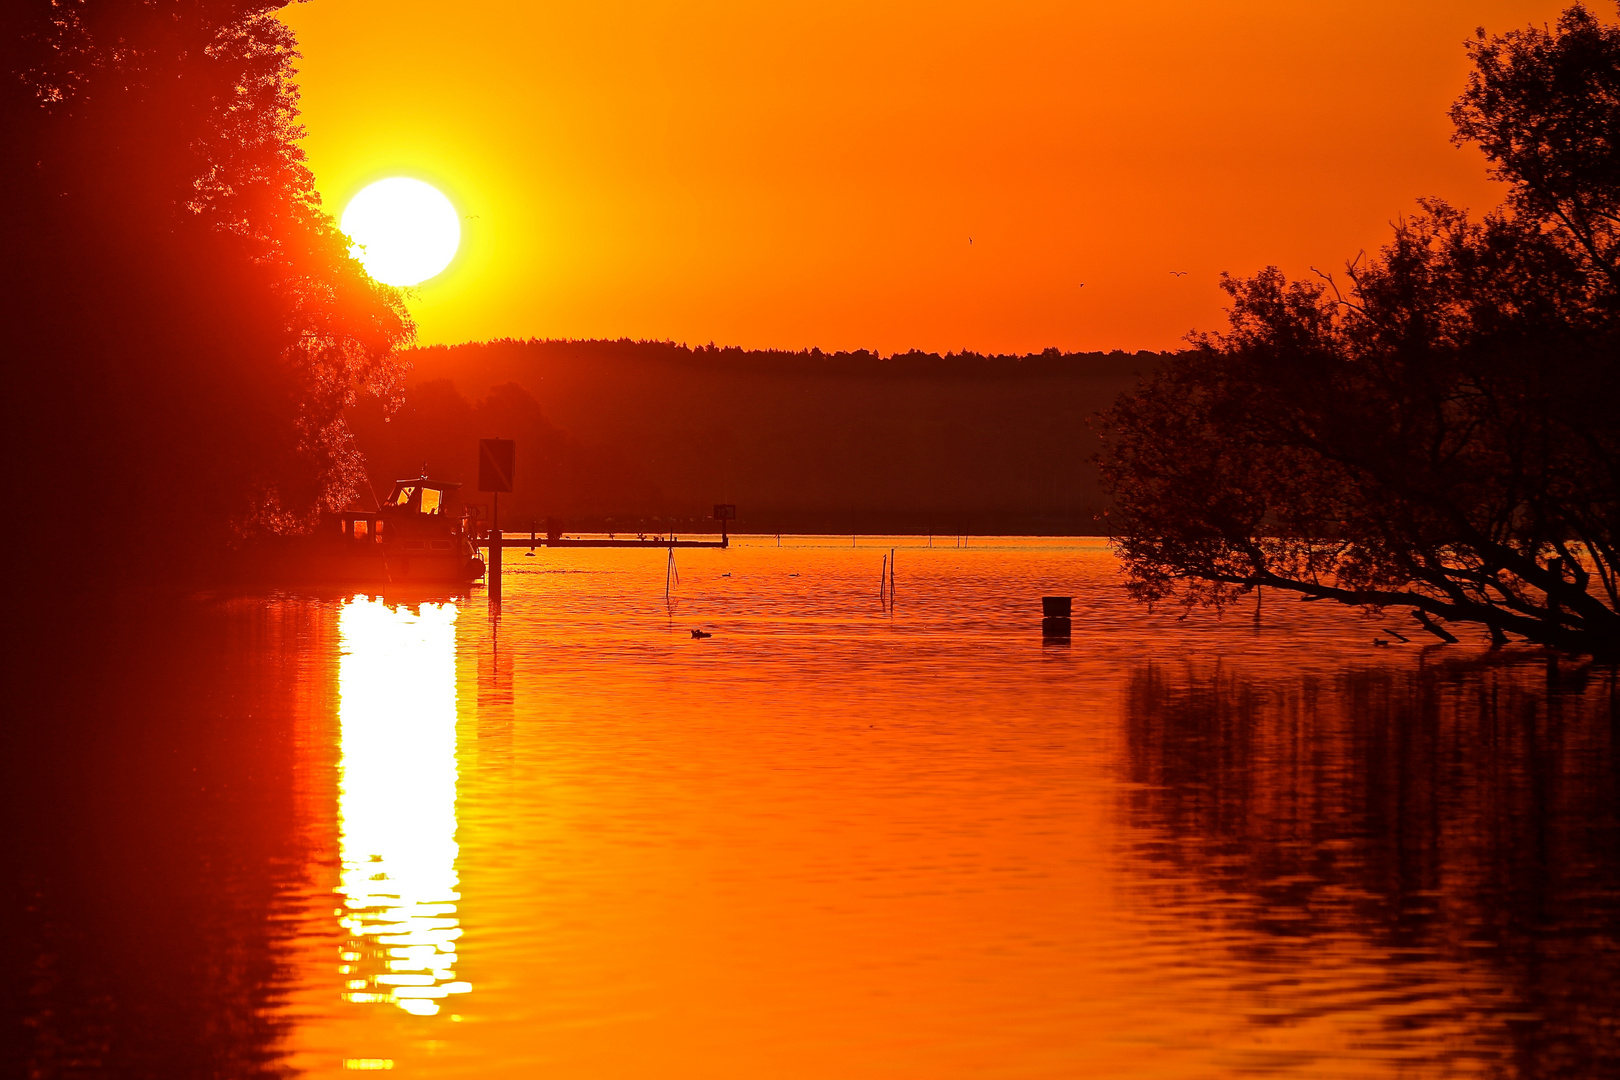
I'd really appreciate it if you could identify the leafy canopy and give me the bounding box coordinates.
[1098,3,1620,652]
[1,1,412,578]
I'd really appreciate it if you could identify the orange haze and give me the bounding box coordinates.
[280,0,1569,354]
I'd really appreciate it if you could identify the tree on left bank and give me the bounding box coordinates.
[0,1,411,583]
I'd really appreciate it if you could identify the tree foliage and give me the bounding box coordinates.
[1097,4,1620,652]
[0,1,411,579]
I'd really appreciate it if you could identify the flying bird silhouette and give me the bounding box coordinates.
[1170,271,1187,277]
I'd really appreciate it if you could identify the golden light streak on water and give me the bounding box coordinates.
[336,597,471,1017]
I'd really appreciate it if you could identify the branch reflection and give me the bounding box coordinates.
[336,597,470,1016]
[1120,658,1620,1073]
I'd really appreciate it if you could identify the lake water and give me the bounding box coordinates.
[7,539,1619,1078]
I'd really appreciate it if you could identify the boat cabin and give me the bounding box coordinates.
[336,511,384,542]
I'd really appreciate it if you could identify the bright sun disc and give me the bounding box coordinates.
[341,178,460,287]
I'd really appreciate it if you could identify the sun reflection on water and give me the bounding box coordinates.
[336,597,470,1017]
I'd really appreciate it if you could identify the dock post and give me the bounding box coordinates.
[489,528,503,600]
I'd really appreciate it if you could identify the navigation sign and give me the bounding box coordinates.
[479,438,516,493]
[713,504,736,522]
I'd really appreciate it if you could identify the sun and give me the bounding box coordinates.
[341,178,461,287]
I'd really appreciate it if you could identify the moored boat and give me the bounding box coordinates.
[303,474,486,584]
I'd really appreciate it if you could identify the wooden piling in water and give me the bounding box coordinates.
[489,528,503,600]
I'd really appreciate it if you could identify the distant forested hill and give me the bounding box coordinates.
[347,339,1163,535]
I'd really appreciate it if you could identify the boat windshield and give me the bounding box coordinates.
[390,485,444,515]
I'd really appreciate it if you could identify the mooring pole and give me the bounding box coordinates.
[489,526,502,600]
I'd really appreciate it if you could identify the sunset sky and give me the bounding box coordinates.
[280,0,1570,355]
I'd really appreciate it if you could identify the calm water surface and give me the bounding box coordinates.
[7,539,1619,1078]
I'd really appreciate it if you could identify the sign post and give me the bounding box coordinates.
[479,439,516,598]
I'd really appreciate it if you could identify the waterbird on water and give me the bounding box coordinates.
[691,629,712,639]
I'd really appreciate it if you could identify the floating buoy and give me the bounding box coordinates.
[1041,596,1072,637]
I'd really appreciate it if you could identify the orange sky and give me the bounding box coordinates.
[280,0,1570,355]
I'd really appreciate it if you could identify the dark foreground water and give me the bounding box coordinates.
[5,539,1618,1078]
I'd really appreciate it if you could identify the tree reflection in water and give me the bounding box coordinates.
[2,599,331,1078]
[1120,656,1620,1076]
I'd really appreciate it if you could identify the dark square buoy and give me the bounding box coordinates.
[1041,596,1071,637]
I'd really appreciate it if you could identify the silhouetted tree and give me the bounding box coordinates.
[0,1,410,581]
[1097,4,1620,652]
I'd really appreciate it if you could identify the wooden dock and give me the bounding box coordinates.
[476,532,730,550]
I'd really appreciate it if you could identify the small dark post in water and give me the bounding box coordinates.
[489,527,503,600]
[1042,595,1071,637]
[477,437,515,602]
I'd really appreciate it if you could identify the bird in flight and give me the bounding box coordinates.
[969,237,974,245]
[1170,270,1187,277]
[1078,283,1086,288]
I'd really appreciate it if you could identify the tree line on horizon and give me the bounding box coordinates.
[352,339,1156,536]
